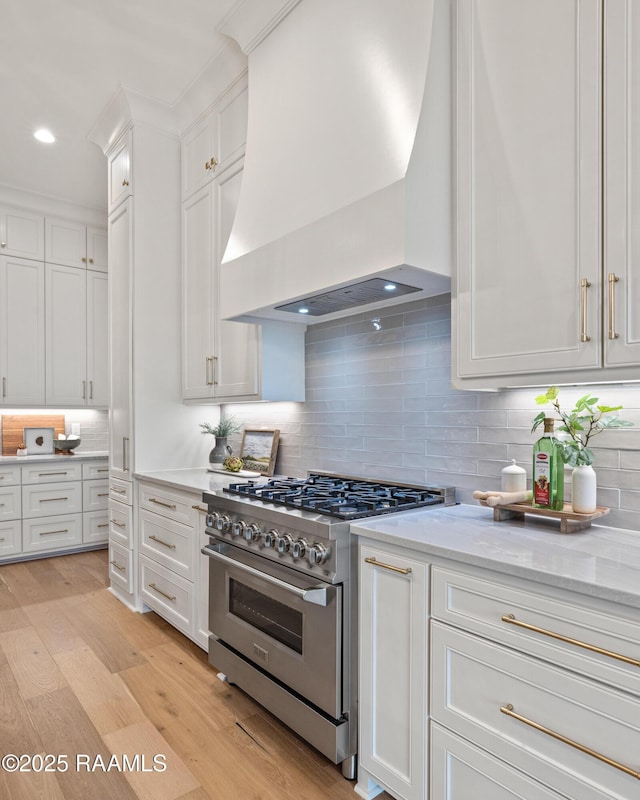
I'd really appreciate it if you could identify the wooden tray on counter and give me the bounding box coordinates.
[479,500,610,534]
[1,414,65,455]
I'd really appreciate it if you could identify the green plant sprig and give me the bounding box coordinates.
[531,386,633,467]
[199,417,243,438]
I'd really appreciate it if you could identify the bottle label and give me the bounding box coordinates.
[533,453,551,505]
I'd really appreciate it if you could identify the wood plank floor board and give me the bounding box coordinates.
[0,768,66,800]
[0,625,67,699]
[0,605,31,633]
[22,598,87,655]
[0,562,52,606]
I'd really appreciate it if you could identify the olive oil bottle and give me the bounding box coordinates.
[532,418,564,510]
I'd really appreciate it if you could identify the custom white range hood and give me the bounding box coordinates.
[219,0,451,324]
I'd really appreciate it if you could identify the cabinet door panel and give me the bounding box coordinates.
[45,217,86,268]
[182,115,215,200]
[0,256,45,404]
[455,0,602,379]
[0,207,44,260]
[45,264,87,405]
[605,2,640,366]
[86,227,108,272]
[86,270,108,406]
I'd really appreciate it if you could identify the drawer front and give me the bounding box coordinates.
[109,541,133,593]
[83,479,109,512]
[139,509,193,579]
[0,520,22,558]
[139,555,194,637]
[109,477,132,505]
[0,485,21,521]
[431,723,565,800]
[23,514,83,552]
[0,466,21,486]
[432,565,640,698]
[82,460,110,480]
[431,621,640,800]
[83,510,109,544]
[108,500,132,547]
[138,482,196,527]
[21,462,82,484]
[22,481,82,518]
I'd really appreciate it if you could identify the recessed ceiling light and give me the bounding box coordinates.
[383,283,397,292]
[34,128,55,144]
[298,307,310,314]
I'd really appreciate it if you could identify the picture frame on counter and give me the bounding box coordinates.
[240,429,280,476]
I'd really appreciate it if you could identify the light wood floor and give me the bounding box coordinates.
[0,549,390,800]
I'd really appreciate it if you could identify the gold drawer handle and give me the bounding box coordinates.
[149,534,176,550]
[38,471,69,477]
[39,496,69,503]
[97,468,109,473]
[97,493,109,497]
[148,583,176,603]
[192,504,208,513]
[97,523,109,528]
[111,486,127,495]
[109,518,126,528]
[501,614,640,668]
[500,704,640,780]
[39,529,69,536]
[580,278,591,342]
[608,272,620,340]
[364,556,412,575]
[149,498,177,510]
[110,560,126,572]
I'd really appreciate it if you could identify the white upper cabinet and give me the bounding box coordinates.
[45,217,108,272]
[0,206,44,261]
[181,79,248,200]
[108,129,133,214]
[0,256,45,405]
[454,0,602,387]
[86,270,108,406]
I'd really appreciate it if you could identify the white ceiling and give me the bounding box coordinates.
[0,0,238,212]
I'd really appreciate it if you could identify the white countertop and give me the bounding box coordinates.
[0,450,109,464]
[351,503,640,610]
[134,467,268,498]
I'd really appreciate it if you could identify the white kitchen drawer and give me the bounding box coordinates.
[109,476,132,505]
[139,555,194,638]
[21,462,82,484]
[83,510,109,544]
[109,540,133,593]
[82,479,109,512]
[22,481,82,518]
[82,460,110,480]
[0,485,21,521]
[431,565,640,698]
[0,520,21,558]
[431,621,640,800]
[138,481,197,527]
[0,466,21,485]
[431,723,565,800]
[139,508,193,579]
[22,514,83,553]
[108,499,132,547]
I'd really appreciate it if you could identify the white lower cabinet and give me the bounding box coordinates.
[109,540,133,595]
[136,480,209,649]
[0,520,22,558]
[23,514,83,553]
[358,540,429,800]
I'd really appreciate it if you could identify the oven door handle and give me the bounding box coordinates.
[201,546,331,607]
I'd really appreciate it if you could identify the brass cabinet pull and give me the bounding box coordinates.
[109,518,126,528]
[122,179,129,187]
[580,278,591,342]
[38,471,68,477]
[0,537,4,542]
[500,704,640,780]
[206,355,215,386]
[204,156,218,171]
[39,496,69,503]
[0,503,5,507]
[2,377,6,398]
[97,493,109,497]
[110,559,126,572]
[97,468,109,473]
[364,556,412,575]
[149,498,177,510]
[97,523,109,528]
[89,380,93,399]
[122,437,130,472]
[110,486,126,495]
[148,583,176,603]
[82,380,86,400]
[608,273,620,340]
[149,534,176,550]
[192,504,208,513]
[501,614,640,667]
[39,529,69,536]
[0,242,5,248]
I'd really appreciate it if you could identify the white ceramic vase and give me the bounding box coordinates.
[571,464,597,514]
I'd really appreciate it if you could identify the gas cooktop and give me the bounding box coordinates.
[224,472,455,521]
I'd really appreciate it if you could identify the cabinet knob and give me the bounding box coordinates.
[205,157,218,171]
[88,258,94,264]
[0,242,5,248]
[122,179,129,187]
[81,257,87,263]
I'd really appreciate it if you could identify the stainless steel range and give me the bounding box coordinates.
[201,472,455,779]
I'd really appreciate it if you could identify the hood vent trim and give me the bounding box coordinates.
[275,278,421,317]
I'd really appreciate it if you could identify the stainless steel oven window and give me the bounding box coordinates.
[229,577,303,653]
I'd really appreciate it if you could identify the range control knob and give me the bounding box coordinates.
[292,539,308,559]
[277,534,293,554]
[206,512,219,529]
[308,543,329,566]
[263,529,278,548]
[215,514,231,533]
[245,523,261,542]
[231,520,247,538]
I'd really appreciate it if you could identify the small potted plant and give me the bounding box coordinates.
[532,387,633,513]
[200,417,243,466]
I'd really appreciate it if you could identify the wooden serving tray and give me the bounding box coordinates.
[479,500,610,533]
[1,414,65,455]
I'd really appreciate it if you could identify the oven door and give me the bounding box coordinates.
[202,540,343,719]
